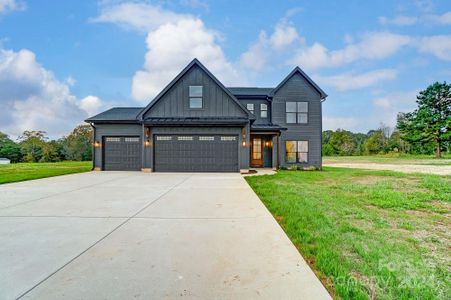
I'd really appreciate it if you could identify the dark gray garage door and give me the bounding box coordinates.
[103,136,141,171]
[154,135,239,172]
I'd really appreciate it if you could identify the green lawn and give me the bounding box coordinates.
[0,161,92,184]
[324,154,451,166]
[246,168,450,300]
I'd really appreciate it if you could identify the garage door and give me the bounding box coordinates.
[154,135,239,172]
[103,136,141,171]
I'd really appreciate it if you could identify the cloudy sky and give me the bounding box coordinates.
[0,0,450,139]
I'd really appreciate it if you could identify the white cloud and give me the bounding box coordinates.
[0,0,25,14]
[314,69,397,91]
[79,95,104,116]
[372,91,419,126]
[240,20,300,71]
[431,11,451,25]
[416,35,451,60]
[323,116,360,131]
[378,15,418,26]
[132,18,241,101]
[91,2,193,33]
[289,32,411,70]
[0,48,103,138]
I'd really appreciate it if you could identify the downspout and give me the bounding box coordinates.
[277,133,280,169]
[90,122,96,171]
[320,97,327,169]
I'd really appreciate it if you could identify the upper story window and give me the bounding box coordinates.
[260,104,268,118]
[189,86,203,108]
[286,102,308,124]
[246,103,254,114]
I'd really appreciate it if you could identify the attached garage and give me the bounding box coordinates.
[154,134,239,172]
[103,136,141,171]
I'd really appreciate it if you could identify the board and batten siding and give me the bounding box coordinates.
[272,72,323,168]
[93,124,142,170]
[238,99,271,125]
[144,65,247,119]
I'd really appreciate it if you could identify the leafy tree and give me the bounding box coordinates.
[0,132,23,162]
[18,130,48,162]
[363,130,386,154]
[40,141,61,162]
[63,125,93,161]
[329,129,355,156]
[397,82,451,158]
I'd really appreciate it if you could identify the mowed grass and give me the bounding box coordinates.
[246,168,450,299]
[0,161,92,184]
[324,154,451,166]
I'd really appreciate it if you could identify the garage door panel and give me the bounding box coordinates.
[104,136,141,171]
[154,135,239,172]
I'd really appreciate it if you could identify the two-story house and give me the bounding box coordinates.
[86,59,327,172]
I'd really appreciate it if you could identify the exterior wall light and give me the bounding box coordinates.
[265,140,272,148]
[242,141,246,147]
[144,139,151,147]
[94,141,101,148]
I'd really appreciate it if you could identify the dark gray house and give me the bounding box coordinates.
[86,59,327,172]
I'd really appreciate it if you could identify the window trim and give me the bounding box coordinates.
[246,103,254,114]
[285,140,309,163]
[285,101,308,124]
[189,86,203,109]
[260,103,268,118]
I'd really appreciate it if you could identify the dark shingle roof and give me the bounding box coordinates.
[227,87,274,97]
[144,117,249,125]
[251,123,287,131]
[85,107,143,122]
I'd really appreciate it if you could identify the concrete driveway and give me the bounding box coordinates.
[0,172,330,299]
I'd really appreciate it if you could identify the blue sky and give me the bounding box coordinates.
[0,0,450,138]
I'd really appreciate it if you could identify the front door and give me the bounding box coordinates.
[251,138,263,167]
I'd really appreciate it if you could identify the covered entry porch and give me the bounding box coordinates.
[249,124,286,169]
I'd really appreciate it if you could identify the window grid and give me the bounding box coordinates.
[261,103,268,118]
[124,137,139,143]
[285,140,308,163]
[286,102,308,124]
[221,136,236,141]
[106,137,120,142]
[199,136,215,141]
[246,103,254,114]
[156,136,172,141]
[189,86,203,109]
[178,136,194,141]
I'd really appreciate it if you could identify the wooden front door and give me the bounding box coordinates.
[251,138,263,167]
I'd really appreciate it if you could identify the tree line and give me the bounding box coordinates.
[0,125,92,163]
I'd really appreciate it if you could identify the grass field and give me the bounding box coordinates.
[0,161,92,184]
[324,154,451,166]
[246,168,450,300]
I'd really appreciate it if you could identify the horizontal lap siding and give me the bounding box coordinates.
[272,73,322,168]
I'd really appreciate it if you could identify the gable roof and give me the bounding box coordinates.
[270,67,327,99]
[85,107,143,123]
[137,58,254,120]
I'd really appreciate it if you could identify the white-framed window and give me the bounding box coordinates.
[189,86,203,108]
[106,137,120,142]
[286,102,308,124]
[178,136,193,141]
[124,137,139,142]
[246,103,254,114]
[156,136,172,141]
[261,103,268,118]
[285,140,308,163]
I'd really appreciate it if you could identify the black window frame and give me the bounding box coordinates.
[189,86,203,109]
[286,101,308,124]
[285,140,308,163]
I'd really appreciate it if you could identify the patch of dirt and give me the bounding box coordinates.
[353,176,387,185]
[323,163,451,176]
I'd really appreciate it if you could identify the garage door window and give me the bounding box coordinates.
[178,136,193,141]
[106,137,120,142]
[156,136,172,141]
[221,136,236,141]
[124,137,139,142]
[199,136,215,141]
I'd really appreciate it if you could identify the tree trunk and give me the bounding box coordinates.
[435,142,441,158]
